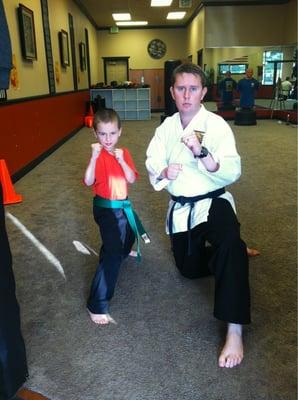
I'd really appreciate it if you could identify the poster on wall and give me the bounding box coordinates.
[17,4,37,60]
[58,30,70,67]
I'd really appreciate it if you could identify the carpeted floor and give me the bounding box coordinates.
[5,107,297,400]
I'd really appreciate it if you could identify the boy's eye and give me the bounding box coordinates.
[176,86,198,92]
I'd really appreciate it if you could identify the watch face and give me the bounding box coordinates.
[147,39,167,59]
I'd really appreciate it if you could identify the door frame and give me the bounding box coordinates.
[102,57,130,85]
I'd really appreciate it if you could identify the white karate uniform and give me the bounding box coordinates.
[146,105,241,234]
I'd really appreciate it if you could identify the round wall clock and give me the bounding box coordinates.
[147,39,167,59]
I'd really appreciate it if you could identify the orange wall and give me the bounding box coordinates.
[0,91,89,176]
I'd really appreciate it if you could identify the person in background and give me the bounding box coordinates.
[219,71,237,107]
[281,77,293,100]
[237,68,259,109]
[289,79,297,100]
[146,63,251,369]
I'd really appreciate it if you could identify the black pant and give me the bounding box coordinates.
[0,184,28,400]
[87,206,135,314]
[172,198,250,324]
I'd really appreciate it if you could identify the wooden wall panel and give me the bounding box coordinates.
[130,69,164,110]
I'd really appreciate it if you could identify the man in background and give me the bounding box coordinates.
[281,77,293,100]
[219,71,237,109]
[237,68,259,109]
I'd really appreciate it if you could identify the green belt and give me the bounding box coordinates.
[93,196,150,261]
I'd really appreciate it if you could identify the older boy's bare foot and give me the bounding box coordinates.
[247,247,260,257]
[129,250,138,257]
[219,323,243,368]
[88,310,110,325]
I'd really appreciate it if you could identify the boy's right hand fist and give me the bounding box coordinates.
[165,163,182,180]
[91,143,102,157]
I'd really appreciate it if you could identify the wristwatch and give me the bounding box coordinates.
[195,146,209,158]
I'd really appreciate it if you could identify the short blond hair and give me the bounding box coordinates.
[171,63,207,88]
[93,108,121,131]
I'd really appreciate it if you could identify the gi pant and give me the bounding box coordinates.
[87,206,135,314]
[172,198,251,325]
[0,185,28,400]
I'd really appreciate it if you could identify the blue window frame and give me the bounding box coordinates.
[218,64,248,74]
[262,51,283,85]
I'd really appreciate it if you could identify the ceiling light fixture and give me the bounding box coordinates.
[151,0,173,6]
[112,13,131,21]
[166,11,186,19]
[116,21,148,26]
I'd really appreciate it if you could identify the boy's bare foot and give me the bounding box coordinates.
[88,310,110,325]
[218,323,243,368]
[247,247,260,257]
[129,250,138,257]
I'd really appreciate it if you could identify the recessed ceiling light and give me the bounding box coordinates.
[116,21,148,26]
[151,0,173,6]
[166,11,186,19]
[112,13,131,21]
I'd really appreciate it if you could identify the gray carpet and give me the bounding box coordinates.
[5,109,297,400]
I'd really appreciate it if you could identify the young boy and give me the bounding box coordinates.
[84,108,139,325]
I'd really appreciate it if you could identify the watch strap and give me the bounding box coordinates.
[195,146,209,159]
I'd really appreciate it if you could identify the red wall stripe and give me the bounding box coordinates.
[0,91,89,176]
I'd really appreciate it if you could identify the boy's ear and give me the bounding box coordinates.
[118,128,122,136]
[201,86,208,100]
[170,86,175,101]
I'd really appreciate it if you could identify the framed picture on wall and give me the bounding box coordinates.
[79,42,86,71]
[58,29,70,67]
[17,4,37,60]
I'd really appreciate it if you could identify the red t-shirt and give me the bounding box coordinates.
[92,148,138,200]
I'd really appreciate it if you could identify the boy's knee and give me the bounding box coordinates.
[175,260,212,279]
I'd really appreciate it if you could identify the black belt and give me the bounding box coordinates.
[168,187,225,255]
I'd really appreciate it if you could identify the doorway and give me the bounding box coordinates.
[103,57,129,85]
[197,49,203,68]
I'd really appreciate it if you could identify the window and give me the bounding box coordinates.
[218,64,247,75]
[262,51,283,85]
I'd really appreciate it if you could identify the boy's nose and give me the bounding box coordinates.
[184,89,190,99]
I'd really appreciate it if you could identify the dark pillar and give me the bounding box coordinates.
[162,60,182,122]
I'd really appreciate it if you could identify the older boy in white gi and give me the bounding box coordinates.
[146,63,250,368]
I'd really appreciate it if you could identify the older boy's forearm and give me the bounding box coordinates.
[199,153,219,172]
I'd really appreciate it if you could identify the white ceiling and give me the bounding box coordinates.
[74,0,203,29]
[74,0,289,29]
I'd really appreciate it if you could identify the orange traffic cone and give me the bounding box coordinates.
[84,102,94,127]
[0,159,23,205]
[88,103,94,116]
[84,115,94,127]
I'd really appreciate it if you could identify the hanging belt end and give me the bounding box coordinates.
[141,233,151,244]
